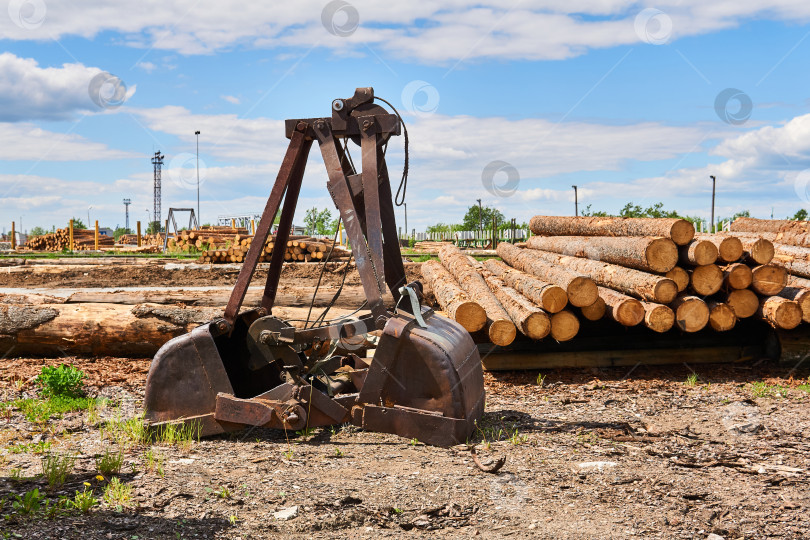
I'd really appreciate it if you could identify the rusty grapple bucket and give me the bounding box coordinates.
[144,307,484,447]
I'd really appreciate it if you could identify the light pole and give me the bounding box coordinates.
[146,209,151,232]
[710,175,716,232]
[87,206,92,229]
[404,202,408,240]
[572,185,578,216]
[195,130,201,223]
[476,198,483,241]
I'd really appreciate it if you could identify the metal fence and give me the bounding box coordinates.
[413,229,529,242]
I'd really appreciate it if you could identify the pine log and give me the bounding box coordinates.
[665,267,689,293]
[421,260,486,332]
[580,297,606,321]
[730,217,809,235]
[694,233,743,263]
[678,239,718,266]
[688,265,723,296]
[724,230,810,248]
[438,245,516,346]
[758,296,802,330]
[715,233,774,264]
[597,287,644,326]
[529,216,695,245]
[550,310,579,342]
[722,289,759,319]
[513,247,678,303]
[496,243,598,307]
[750,265,787,296]
[640,302,675,333]
[777,286,810,323]
[671,295,709,333]
[482,259,567,313]
[722,263,753,290]
[484,275,551,340]
[525,235,677,273]
[707,301,737,332]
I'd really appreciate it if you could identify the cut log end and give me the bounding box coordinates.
[550,310,579,342]
[747,239,775,265]
[717,236,743,263]
[643,303,675,333]
[652,279,678,304]
[580,297,606,321]
[725,289,759,319]
[614,299,645,327]
[645,237,679,272]
[723,263,753,290]
[670,220,696,246]
[665,267,689,293]
[759,296,802,330]
[690,265,723,296]
[672,296,710,333]
[524,312,551,340]
[488,319,517,347]
[568,276,599,308]
[455,301,487,333]
[708,302,737,332]
[751,265,787,296]
[540,285,568,314]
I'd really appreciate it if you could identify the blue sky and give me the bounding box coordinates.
[1,1,810,234]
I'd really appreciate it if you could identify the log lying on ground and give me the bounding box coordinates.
[722,263,753,290]
[716,233,774,264]
[597,287,644,326]
[421,260,486,332]
[529,216,695,245]
[483,274,550,340]
[580,297,606,321]
[723,229,810,249]
[679,239,718,266]
[511,246,678,303]
[730,217,809,235]
[770,257,810,280]
[640,301,675,333]
[671,295,710,333]
[750,265,787,296]
[439,245,516,346]
[758,296,802,330]
[694,233,743,263]
[549,310,580,342]
[707,301,737,332]
[497,243,598,307]
[777,286,810,323]
[483,259,567,313]
[689,265,723,296]
[665,267,689,293]
[721,289,759,319]
[525,235,678,273]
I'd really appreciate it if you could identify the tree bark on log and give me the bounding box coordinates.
[640,302,675,333]
[715,233,774,264]
[694,234,743,263]
[421,260,486,332]
[496,243,598,307]
[483,274,550,340]
[550,310,579,342]
[580,297,606,321]
[707,301,737,332]
[758,296,802,330]
[722,263,753,290]
[482,259,567,313]
[525,235,678,273]
[750,265,787,296]
[597,287,644,326]
[688,265,723,296]
[438,245,516,346]
[665,267,689,292]
[529,216,695,245]
[721,289,759,319]
[670,295,709,333]
[508,246,678,303]
[777,286,810,323]
[730,217,809,235]
[678,239,718,266]
[770,257,810,280]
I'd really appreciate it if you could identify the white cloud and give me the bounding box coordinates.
[136,61,156,72]
[220,95,240,105]
[0,2,809,61]
[0,122,138,161]
[0,53,137,121]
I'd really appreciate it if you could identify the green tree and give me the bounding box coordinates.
[29,226,46,236]
[70,218,87,229]
[790,209,808,221]
[304,207,334,236]
[462,205,505,231]
[113,227,132,241]
[580,204,609,217]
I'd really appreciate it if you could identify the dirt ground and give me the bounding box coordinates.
[1,355,808,539]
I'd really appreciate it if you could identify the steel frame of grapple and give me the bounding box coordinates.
[144,88,484,447]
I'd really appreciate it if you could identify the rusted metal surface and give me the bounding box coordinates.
[144,88,485,447]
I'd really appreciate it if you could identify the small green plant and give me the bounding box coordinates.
[391,506,403,514]
[102,477,131,510]
[151,420,200,450]
[228,514,238,525]
[333,448,344,458]
[9,467,24,482]
[70,484,98,513]
[751,381,788,398]
[9,440,51,454]
[36,364,86,398]
[215,486,231,499]
[41,452,75,491]
[508,428,528,446]
[295,427,316,441]
[536,372,546,387]
[12,488,45,516]
[410,438,419,446]
[13,395,95,424]
[96,448,124,476]
[685,373,698,387]
[797,376,810,393]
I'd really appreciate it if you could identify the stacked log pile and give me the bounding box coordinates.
[25,229,115,251]
[422,216,810,348]
[195,234,352,264]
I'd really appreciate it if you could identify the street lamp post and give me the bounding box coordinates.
[476,198,483,244]
[88,206,92,229]
[404,202,408,241]
[146,209,151,232]
[572,185,578,216]
[710,175,716,232]
[195,130,201,223]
